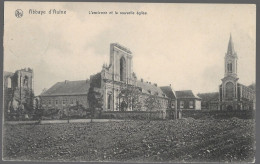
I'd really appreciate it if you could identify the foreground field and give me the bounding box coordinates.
[3,118,255,162]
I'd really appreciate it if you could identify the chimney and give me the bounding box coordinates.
[141,78,143,82]
[149,82,151,84]
[154,83,157,87]
[170,84,171,86]
[65,80,68,84]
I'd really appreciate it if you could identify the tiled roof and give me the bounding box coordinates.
[160,86,176,99]
[136,81,167,98]
[197,92,219,102]
[175,90,201,99]
[40,80,90,96]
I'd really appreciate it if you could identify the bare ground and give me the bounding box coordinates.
[3,118,255,162]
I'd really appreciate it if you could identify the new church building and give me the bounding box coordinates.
[199,35,256,110]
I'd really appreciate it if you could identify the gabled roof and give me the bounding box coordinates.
[197,92,219,102]
[136,81,166,98]
[175,90,201,99]
[40,80,90,96]
[160,86,176,99]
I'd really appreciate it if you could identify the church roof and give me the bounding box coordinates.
[227,34,237,57]
[197,92,219,102]
[40,80,90,96]
[136,81,167,98]
[175,90,201,99]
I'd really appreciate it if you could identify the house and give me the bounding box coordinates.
[175,90,201,110]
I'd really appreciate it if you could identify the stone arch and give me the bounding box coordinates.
[225,81,234,99]
[23,75,29,88]
[120,57,126,82]
[107,94,112,110]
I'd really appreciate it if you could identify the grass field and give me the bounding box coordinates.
[3,118,255,162]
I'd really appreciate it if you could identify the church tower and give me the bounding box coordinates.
[109,43,134,84]
[224,34,238,78]
[219,34,239,110]
[101,43,136,111]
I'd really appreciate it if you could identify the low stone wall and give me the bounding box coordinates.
[182,110,255,119]
[101,111,165,120]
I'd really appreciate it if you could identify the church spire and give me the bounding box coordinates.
[227,33,235,55]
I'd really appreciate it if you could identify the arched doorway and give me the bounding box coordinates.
[227,105,233,110]
[120,57,126,82]
[120,100,127,111]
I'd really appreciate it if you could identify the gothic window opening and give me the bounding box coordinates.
[7,77,11,88]
[107,94,112,110]
[23,76,29,88]
[227,62,232,73]
[120,57,126,82]
[226,82,234,99]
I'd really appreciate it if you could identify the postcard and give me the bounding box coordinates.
[2,2,256,163]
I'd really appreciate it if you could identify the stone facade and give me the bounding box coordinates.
[100,43,174,112]
[3,68,34,117]
[40,43,177,114]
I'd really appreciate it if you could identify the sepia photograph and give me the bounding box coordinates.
[2,2,256,163]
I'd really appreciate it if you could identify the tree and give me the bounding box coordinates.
[144,95,162,120]
[117,85,142,111]
[87,87,103,121]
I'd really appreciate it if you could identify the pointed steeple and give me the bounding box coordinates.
[227,33,235,55]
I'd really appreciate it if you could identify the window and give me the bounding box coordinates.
[148,90,151,94]
[120,57,126,82]
[7,77,12,88]
[226,82,234,99]
[180,101,184,109]
[227,62,232,73]
[108,94,112,109]
[70,99,74,105]
[23,76,29,88]
[171,102,175,108]
[189,101,194,108]
[55,100,58,105]
[63,100,66,105]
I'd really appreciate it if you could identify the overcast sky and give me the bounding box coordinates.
[4,2,256,96]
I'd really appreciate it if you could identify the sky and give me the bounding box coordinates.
[4,2,256,96]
